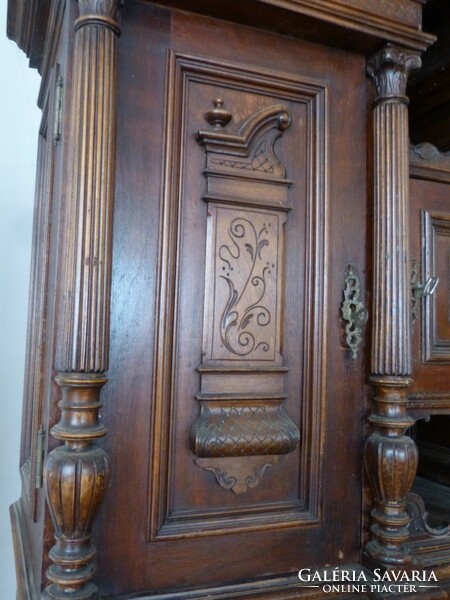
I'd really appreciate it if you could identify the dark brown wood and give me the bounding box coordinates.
[20,72,56,524]
[364,44,421,569]
[10,0,450,597]
[7,0,435,75]
[6,0,49,68]
[406,146,450,582]
[10,500,39,600]
[153,0,434,53]
[41,1,120,598]
[192,103,300,494]
[409,145,450,418]
[94,4,367,595]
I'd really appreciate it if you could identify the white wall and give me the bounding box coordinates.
[0,5,42,599]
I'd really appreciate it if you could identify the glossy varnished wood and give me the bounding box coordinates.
[42,1,120,597]
[94,3,367,596]
[409,145,450,418]
[364,44,421,569]
[8,0,448,597]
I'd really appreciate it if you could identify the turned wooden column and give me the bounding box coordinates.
[43,1,120,598]
[364,44,421,568]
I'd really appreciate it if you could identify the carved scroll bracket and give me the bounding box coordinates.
[407,492,450,539]
[192,103,299,494]
[196,456,279,496]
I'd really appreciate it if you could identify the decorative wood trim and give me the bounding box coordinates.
[20,68,58,523]
[410,142,450,184]
[37,0,66,110]
[364,43,421,569]
[10,499,40,600]
[258,0,429,39]
[109,564,367,599]
[156,0,434,51]
[42,1,120,598]
[408,393,450,418]
[408,491,450,539]
[7,0,435,72]
[191,103,299,493]
[149,51,328,540]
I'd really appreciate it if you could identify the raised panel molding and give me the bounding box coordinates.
[148,52,328,540]
[422,209,450,363]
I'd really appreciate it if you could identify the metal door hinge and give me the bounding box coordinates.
[53,76,63,145]
[341,263,368,359]
[411,257,439,325]
[35,425,45,489]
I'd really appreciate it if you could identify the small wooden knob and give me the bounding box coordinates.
[204,98,232,129]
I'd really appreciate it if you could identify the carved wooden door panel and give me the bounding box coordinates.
[409,172,450,414]
[99,5,367,596]
[407,161,450,554]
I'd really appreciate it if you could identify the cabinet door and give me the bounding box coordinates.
[410,175,450,414]
[100,5,367,596]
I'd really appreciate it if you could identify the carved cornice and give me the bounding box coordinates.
[7,0,435,77]
[367,44,421,103]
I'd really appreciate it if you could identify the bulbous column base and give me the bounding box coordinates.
[42,580,98,600]
[43,372,110,599]
[363,380,419,569]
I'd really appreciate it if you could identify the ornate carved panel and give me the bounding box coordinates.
[422,210,450,363]
[206,207,282,362]
[148,51,328,539]
[190,103,299,494]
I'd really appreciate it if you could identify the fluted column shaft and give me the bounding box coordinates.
[364,44,421,569]
[43,2,120,598]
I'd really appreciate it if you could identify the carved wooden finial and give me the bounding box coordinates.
[204,98,232,129]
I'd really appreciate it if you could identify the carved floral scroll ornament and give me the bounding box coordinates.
[219,217,273,357]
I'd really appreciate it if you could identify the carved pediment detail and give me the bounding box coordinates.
[197,103,291,179]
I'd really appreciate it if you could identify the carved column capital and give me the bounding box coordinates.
[367,44,421,103]
[76,0,121,33]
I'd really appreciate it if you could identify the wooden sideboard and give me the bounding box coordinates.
[7,0,450,598]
